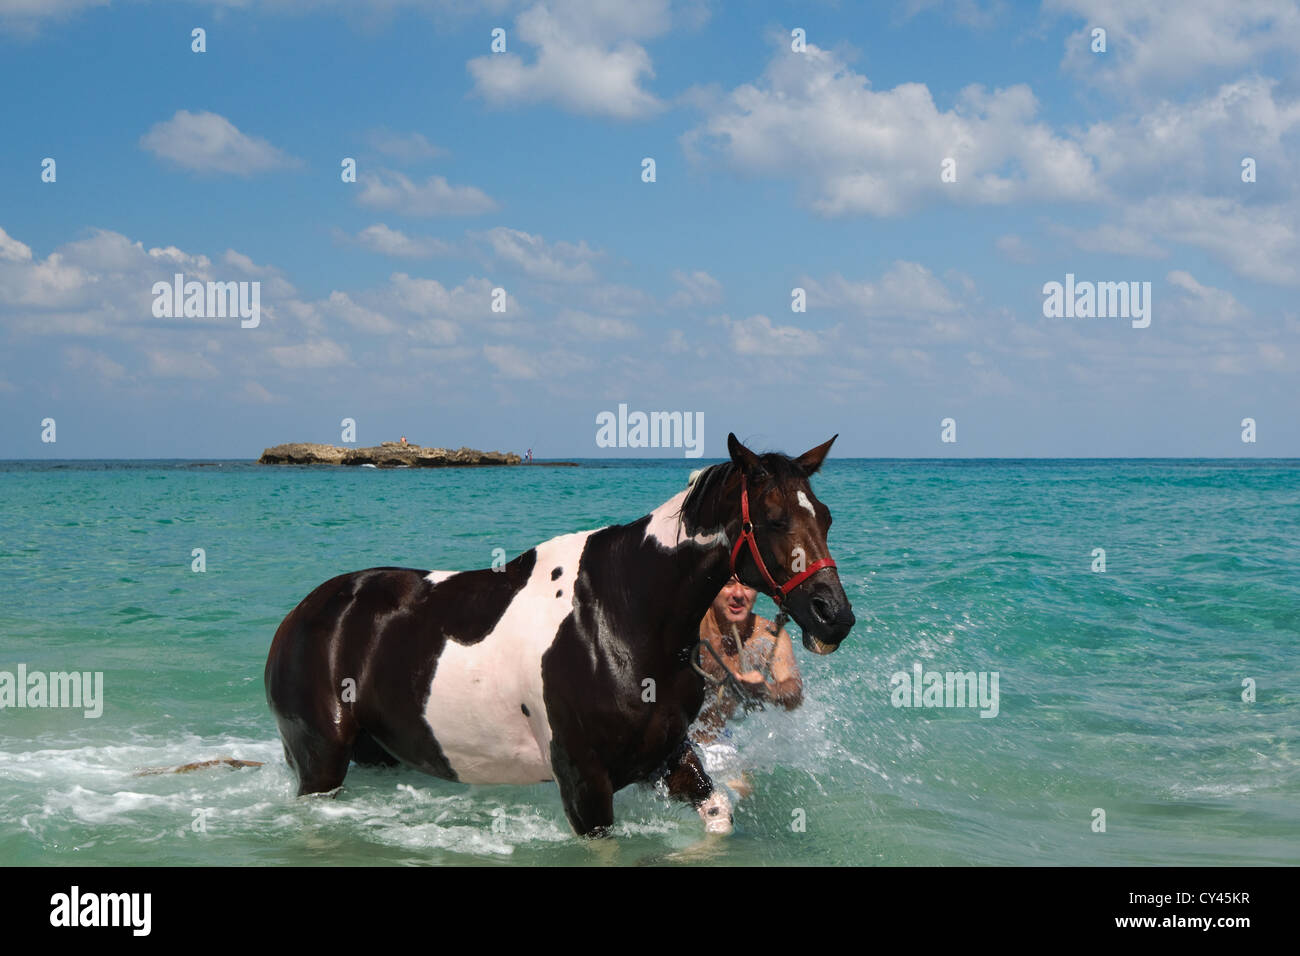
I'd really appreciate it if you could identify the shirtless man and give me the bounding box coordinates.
[691,574,802,796]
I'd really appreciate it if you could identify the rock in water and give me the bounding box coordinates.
[258,442,522,467]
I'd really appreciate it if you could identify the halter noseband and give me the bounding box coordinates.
[728,472,836,607]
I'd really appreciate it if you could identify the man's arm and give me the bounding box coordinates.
[763,628,803,709]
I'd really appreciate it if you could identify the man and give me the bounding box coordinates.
[690,574,802,797]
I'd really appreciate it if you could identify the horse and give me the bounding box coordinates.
[264,433,855,837]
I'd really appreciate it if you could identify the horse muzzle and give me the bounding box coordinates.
[802,631,841,655]
[786,580,855,653]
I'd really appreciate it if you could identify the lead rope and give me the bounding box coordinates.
[690,637,762,712]
[689,621,769,714]
[769,608,789,640]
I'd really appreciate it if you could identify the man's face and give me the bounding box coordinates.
[713,575,757,625]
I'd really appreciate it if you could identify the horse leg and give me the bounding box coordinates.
[275,712,356,796]
[662,741,733,834]
[352,729,400,767]
[550,743,615,837]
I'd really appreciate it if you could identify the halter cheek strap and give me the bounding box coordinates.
[728,473,836,607]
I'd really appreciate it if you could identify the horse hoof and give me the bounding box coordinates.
[698,792,733,835]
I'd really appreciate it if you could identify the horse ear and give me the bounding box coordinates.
[727,433,762,474]
[795,434,837,476]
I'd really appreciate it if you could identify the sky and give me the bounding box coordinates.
[1,0,1298,459]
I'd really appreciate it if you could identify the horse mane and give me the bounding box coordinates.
[676,450,809,535]
[677,461,735,535]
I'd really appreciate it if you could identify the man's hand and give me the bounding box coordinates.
[737,670,768,697]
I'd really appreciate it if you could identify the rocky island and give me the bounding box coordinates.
[259,441,523,468]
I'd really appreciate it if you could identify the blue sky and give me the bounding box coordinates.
[1,0,1298,459]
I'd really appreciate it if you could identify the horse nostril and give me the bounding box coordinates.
[811,595,835,624]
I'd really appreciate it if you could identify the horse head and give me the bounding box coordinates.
[721,433,855,654]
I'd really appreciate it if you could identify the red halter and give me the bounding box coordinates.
[728,473,836,606]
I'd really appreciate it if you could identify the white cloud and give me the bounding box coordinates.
[1048,0,1300,96]
[899,0,1008,29]
[353,223,455,258]
[723,314,822,356]
[888,347,935,376]
[367,129,445,162]
[140,110,298,175]
[387,272,494,321]
[409,317,459,345]
[268,339,349,369]
[222,249,297,297]
[995,234,1037,264]
[1166,270,1248,324]
[0,229,332,387]
[475,227,601,282]
[324,290,398,334]
[1131,196,1298,286]
[0,226,32,262]
[483,343,540,379]
[556,309,637,339]
[550,281,655,317]
[0,250,90,309]
[2,0,526,38]
[1046,78,1300,280]
[467,0,671,119]
[1061,222,1169,259]
[806,261,961,316]
[357,169,497,217]
[1258,342,1287,367]
[482,342,590,379]
[147,242,213,274]
[0,222,664,403]
[668,269,723,307]
[685,40,1101,217]
[62,344,126,383]
[0,228,304,340]
[145,348,220,379]
[1079,76,1300,194]
[0,229,167,316]
[291,273,490,341]
[236,380,280,404]
[0,0,107,34]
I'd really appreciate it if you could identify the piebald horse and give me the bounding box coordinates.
[265,433,854,836]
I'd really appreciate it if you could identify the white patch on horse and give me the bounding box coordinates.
[796,490,816,518]
[422,531,592,785]
[644,489,728,551]
[424,570,456,585]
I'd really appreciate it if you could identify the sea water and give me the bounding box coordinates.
[1,459,1296,866]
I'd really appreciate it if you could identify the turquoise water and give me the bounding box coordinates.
[1,459,1296,866]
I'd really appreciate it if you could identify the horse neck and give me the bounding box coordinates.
[634,486,739,652]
